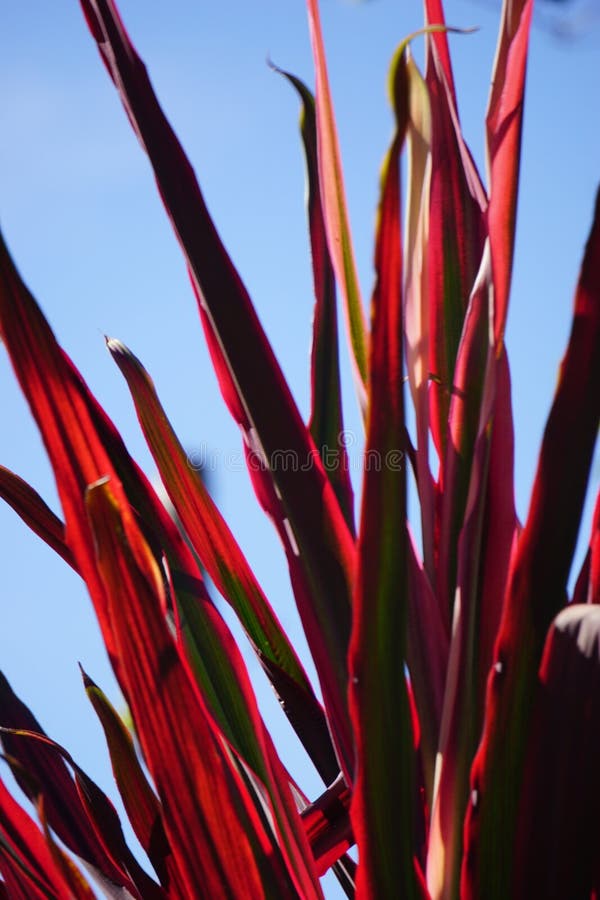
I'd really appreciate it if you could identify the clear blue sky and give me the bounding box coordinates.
[1,1,598,895]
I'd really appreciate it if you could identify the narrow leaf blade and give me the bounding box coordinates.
[463,189,600,900]
[348,45,428,900]
[305,0,369,403]
[80,0,356,778]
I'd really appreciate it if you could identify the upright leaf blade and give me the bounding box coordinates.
[277,69,355,533]
[486,0,534,341]
[305,0,369,406]
[80,0,356,778]
[348,44,428,900]
[463,189,600,900]
[107,337,339,786]
[512,605,600,898]
[86,479,315,900]
[0,468,74,570]
[81,670,178,894]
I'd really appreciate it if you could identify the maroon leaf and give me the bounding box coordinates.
[79,0,357,779]
[0,775,70,900]
[510,605,600,897]
[463,189,600,900]
[0,674,133,891]
[0,468,74,570]
[348,44,428,900]
[86,478,321,898]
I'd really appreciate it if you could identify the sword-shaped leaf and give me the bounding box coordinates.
[486,0,534,341]
[81,670,177,894]
[86,479,321,899]
[511,604,600,898]
[107,338,338,785]
[462,189,600,900]
[348,42,428,900]
[79,0,356,779]
[0,468,74,570]
[304,0,369,407]
[276,69,355,533]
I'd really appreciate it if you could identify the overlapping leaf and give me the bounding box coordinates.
[463,189,600,899]
[86,479,322,899]
[0,775,75,900]
[0,468,74,570]
[79,0,357,780]
[305,0,369,406]
[276,69,355,534]
[486,0,534,341]
[0,724,163,900]
[106,337,338,785]
[0,674,138,894]
[348,42,428,900]
[512,604,600,898]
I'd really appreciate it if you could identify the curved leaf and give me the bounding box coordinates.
[0,468,74,570]
[107,338,338,785]
[305,0,369,406]
[81,670,176,894]
[486,0,534,341]
[512,604,600,898]
[348,42,428,900]
[276,68,355,533]
[79,0,356,779]
[86,479,319,899]
[463,188,600,900]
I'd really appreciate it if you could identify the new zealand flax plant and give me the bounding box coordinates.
[0,0,599,897]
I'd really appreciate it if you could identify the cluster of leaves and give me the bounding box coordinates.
[0,0,599,897]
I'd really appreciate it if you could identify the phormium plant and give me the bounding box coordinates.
[0,0,599,897]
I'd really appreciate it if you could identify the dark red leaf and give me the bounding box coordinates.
[511,605,600,898]
[463,188,600,900]
[79,0,357,779]
[0,674,132,891]
[0,468,74,570]
[348,45,428,900]
[301,776,352,876]
[81,669,177,893]
[0,776,69,900]
[86,479,320,898]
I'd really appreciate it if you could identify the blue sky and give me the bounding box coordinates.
[1,0,599,895]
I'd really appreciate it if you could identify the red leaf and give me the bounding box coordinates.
[107,338,338,786]
[305,0,369,403]
[512,605,600,897]
[348,45,428,900]
[462,189,600,900]
[81,669,177,893]
[79,0,357,779]
[486,0,534,341]
[0,776,71,900]
[301,776,352,876]
[86,478,319,899]
[0,467,74,570]
[0,674,133,891]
